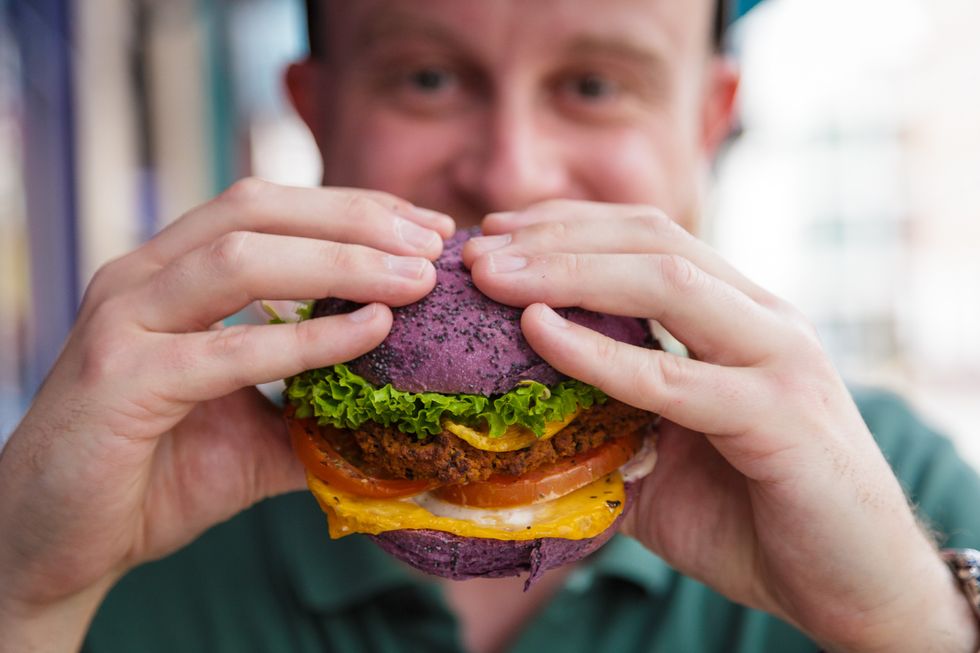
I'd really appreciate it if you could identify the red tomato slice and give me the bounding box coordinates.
[431,430,644,508]
[287,411,438,499]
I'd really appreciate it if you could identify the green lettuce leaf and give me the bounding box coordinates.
[285,364,606,440]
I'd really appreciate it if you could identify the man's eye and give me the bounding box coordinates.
[568,74,618,100]
[379,62,472,116]
[406,67,455,92]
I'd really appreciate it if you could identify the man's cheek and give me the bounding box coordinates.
[580,131,692,221]
[337,115,463,196]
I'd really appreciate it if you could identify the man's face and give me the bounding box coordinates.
[289,0,734,231]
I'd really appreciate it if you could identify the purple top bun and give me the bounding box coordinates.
[314,227,650,395]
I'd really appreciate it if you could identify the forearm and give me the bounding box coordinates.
[0,420,115,653]
[0,579,113,653]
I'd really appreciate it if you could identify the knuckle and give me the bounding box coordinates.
[799,320,823,349]
[207,230,252,276]
[769,301,825,358]
[794,331,831,374]
[630,209,675,238]
[656,254,702,295]
[78,258,125,313]
[77,316,132,386]
[788,307,821,343]
[77,340,117,386]
[319,241,359,273]
[766,367,836,421]
[645,351,683,389]
[221,176,271,207]
[530,219,569,245]
[342,194,382,222]
[530,198,573,214]
[89,293,130,326]
[636,352,685,414]
[291,320,327,369]
[756,288,791,313]
[87,258,122,293]
[655,351,688,388]
[592,333,621,367]
[556,252,586,277]
[364,189,409,214]
[519,198,579,225]
[205,326,254,378]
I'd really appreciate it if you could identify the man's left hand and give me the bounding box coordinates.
[463,200,978,653]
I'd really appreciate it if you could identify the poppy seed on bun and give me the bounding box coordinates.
[314,227,651,395]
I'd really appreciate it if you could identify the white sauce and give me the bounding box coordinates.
[410,493,539,529]
[620,436,658,483]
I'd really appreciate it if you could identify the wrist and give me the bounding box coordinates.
[820,549,980,653]
[0,577,113,653]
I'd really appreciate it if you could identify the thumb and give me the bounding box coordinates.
[231,386,308,500]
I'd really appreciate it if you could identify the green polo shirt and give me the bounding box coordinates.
[83,389,980,652]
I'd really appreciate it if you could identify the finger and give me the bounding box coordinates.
[520,303,763,435]
[156,303,393,403]
[135,232,436,332]
[479,201,774,305]
[474,252,787,366]
[145,179,454,264]
[466,216,682,261]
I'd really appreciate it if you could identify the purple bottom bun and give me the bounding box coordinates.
[370,481,638,590]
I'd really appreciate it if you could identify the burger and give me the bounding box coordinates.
[283,228,659,588]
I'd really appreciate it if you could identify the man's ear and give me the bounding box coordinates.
[701,56,740,158]
[285,59,329,146]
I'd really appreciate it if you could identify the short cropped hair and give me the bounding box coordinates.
[304,0,730,59]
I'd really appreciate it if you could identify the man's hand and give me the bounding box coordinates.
[463,200,979,653]
[0,179,453,651]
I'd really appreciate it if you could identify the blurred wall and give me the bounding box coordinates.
[712,0,980,463]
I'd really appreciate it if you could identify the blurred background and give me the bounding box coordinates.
[1,0,978,465]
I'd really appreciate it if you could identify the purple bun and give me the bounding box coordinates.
[370,481,639,590]
[314,227,651,395]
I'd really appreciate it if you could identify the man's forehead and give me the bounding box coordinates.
[321,0,716,62]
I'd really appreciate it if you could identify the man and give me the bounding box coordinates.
[2,1,979,651]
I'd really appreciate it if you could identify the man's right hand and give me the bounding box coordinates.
[0,179,454,651]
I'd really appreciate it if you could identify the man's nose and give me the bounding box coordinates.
[450,99,573,214]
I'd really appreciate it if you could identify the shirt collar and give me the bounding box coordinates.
[732,0,764,22]
[261,492,674,612]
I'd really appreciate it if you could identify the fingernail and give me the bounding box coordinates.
[470,233,512,253]
[347,303,377,323]
[395,217,439,250]
[385,255,430,279]
[538,305,569,328]
[402,206,455,236]
[488,254,527,273]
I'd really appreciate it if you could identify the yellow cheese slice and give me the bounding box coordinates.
[442,408,581,452]
[306,470,625,541]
